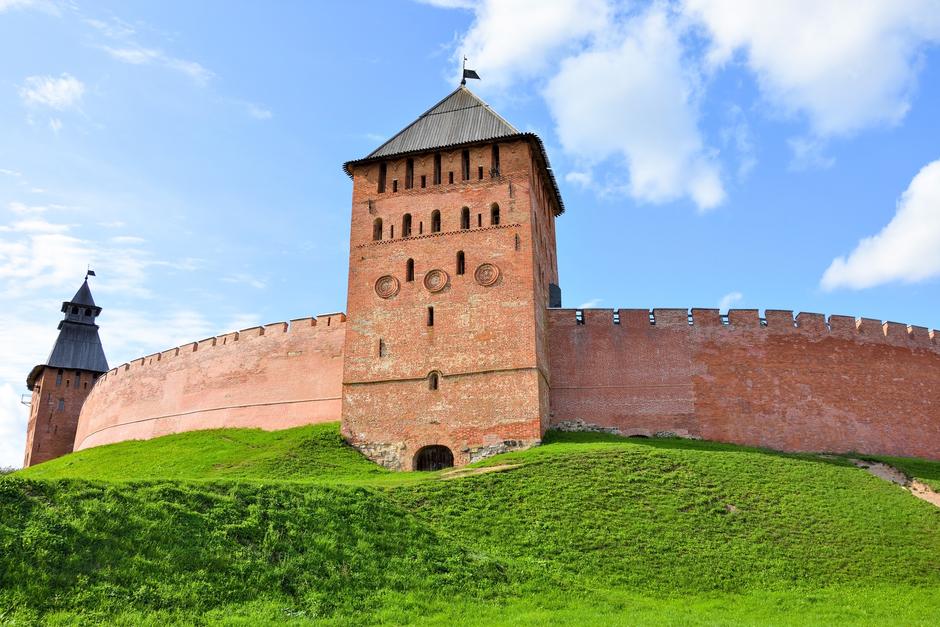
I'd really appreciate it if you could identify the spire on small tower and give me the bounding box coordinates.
[27,273,109,390]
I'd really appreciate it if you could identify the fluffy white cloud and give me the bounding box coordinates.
[683,0,940,137]
[545,7,725,211]
[456,0,610,88]
[822,159,940,290]
[19,73,85,110]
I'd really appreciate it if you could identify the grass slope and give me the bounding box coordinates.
[4,423,940,625]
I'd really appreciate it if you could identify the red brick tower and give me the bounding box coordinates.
[341,86,565,470]
[23,277,109,467]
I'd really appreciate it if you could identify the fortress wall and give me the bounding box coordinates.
[548,308,940,459]
[73,314,346,451]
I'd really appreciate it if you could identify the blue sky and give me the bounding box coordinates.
[2,0,939,466]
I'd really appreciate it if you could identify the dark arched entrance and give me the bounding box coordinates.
[414,445,454,471]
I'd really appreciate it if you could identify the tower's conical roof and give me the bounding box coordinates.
[27,278,109,389]
[365,86,519,159]
[343,85,565,215]
[70,279,96,307]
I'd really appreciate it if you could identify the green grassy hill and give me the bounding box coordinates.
[3,423,940,625]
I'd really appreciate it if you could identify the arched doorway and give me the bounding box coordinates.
[414,445,454,471]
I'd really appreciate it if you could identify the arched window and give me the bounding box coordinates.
[491,143,500,177]
[431,210,441,233]
[405,158,414,189]
[427,306,435,327]
[428,371,439,391]
[433,152,442,185]
[460,207,470,230]
[85,308,92,316]
[456,251,465,275]
[55,369,63,386]
[372,218,383,241]
[406,258,415,282]
[402,214,412,237]
[490,203,500,226]
[515,234,521,251]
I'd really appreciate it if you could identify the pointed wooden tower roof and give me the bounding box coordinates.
[27,277,109,389]
[343,85,565,215]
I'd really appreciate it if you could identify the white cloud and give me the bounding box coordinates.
[683,0,940,137]
[418,0,477,9]
[0,169,23,178]
[8,201,46,215]
[544,7,725,211]
[822,158,940,290]
[565,171,593,188]
[578,298,603,308]
[100,45,214,86]
[0,0,59,15]
[455,0,610,88]
[718,291,743,311]
[19,73,85,110]
[223,273,266,290]
[788,136,835,171]
[246,103,273,120]
[48,117,62,133]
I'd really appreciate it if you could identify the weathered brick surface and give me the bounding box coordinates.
[341,139,558,469]
[73,315,345,450]
[549,309,940,460]
[23,367,97,466]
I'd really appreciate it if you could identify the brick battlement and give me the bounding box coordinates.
[553,308,939,350]
[73,313,346,451]
[97,313,346,383]
[549,306,940,460]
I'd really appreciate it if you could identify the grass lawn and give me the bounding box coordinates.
[4,423,940,625]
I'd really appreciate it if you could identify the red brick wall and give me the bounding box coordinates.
[72,315,346,451]
[341,139,557,469]
[23,367,97,466]
[549,308,940,460]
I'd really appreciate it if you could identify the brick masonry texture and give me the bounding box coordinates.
[341,140,557,470]
[72,315,345,451]
[57,135,940,468]
[24,367,97,466]
[549,308,940,460]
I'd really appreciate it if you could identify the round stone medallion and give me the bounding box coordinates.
[474,263,500,287]
[423,268,449,292]
[374,275,400,299]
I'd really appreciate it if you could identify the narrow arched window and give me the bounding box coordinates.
[390,224,395,238]
[433,153,442,185]
[372,218,383,241]
[491,143,500,177]
[456,251,465,275]
[405,158,414,189]
[402,214,412,237]
[431,210,441,233]
[55,369,63,386]
[406,258,415,282]
[490,203,500,226]
[428,372,439,391]
[515,234,521,251]
[378,162,387,193]
[460,207,470,230]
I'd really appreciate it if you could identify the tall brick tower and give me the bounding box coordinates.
[341,86,565,470]
[23,276,109,467]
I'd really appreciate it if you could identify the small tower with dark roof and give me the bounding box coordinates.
[23,276,109,467]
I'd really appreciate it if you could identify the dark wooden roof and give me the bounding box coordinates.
[343,86,565,215]
[27,279,108,389]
